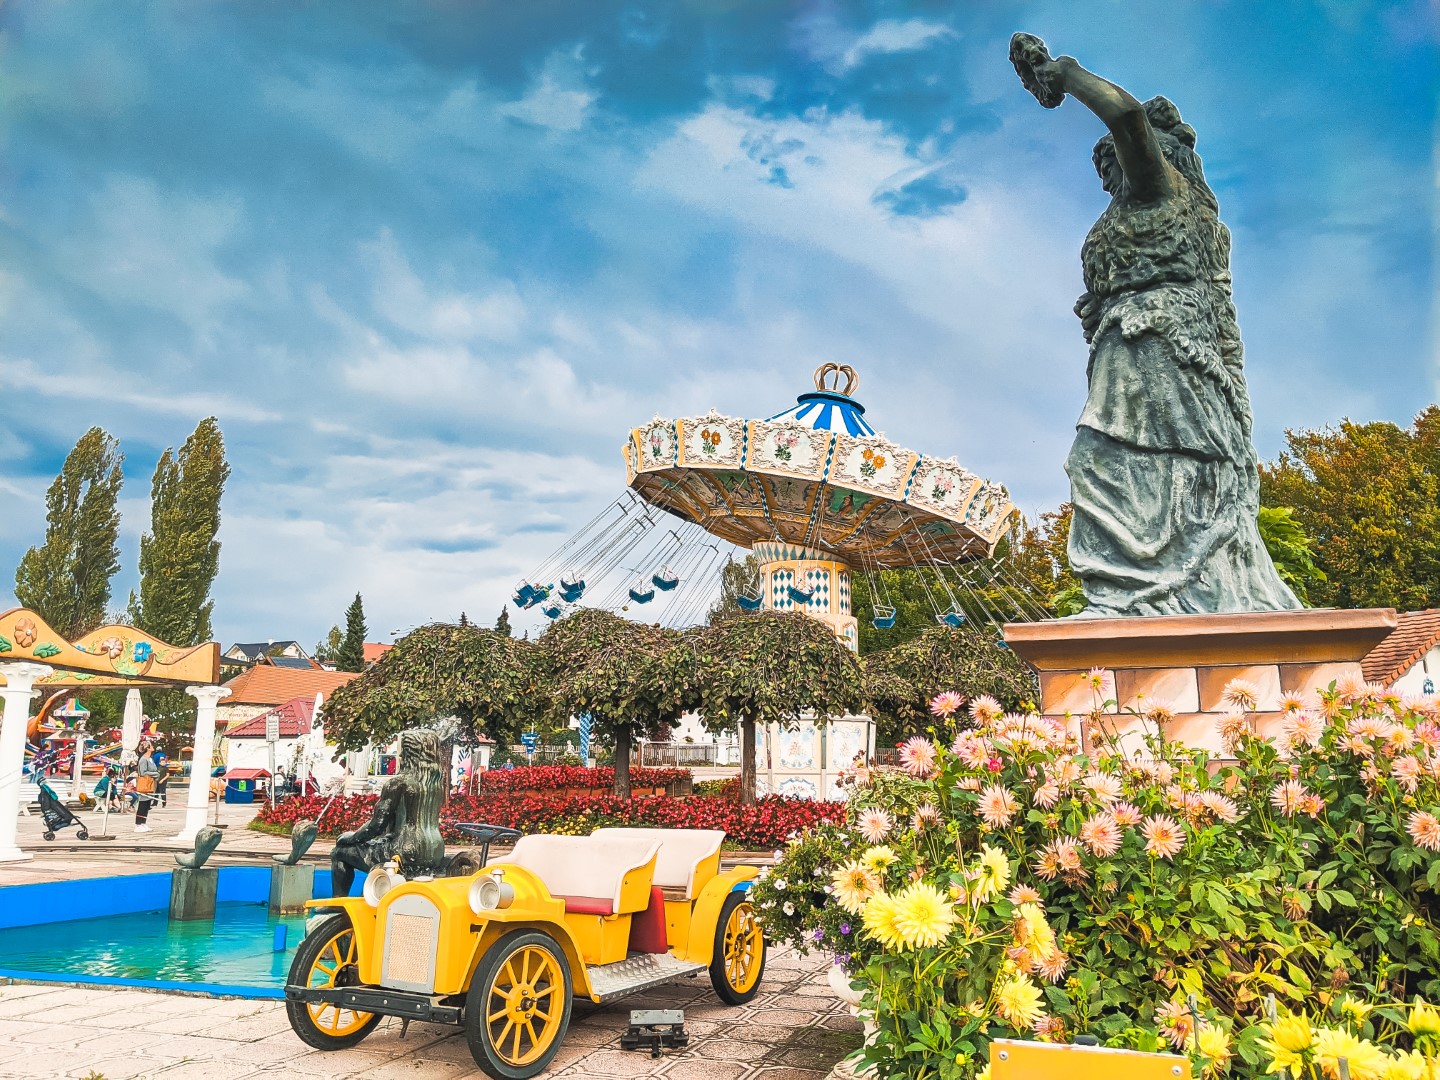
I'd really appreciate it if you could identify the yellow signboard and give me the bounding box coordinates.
[0,608,220,688]
[989,1039,1186,1080]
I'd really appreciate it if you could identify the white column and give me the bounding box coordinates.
[71,717,87,798]
[178,685,230,845]
[0,662,53,863]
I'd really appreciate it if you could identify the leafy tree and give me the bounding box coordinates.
[14,427,124,638]
[313,624,342,664]
[1261,407,1440,610]
[1257,506,1326,605]
[338,593,367,672]
[863,626,1038,744]
[536,609,696,797]
[323,622,540,751]
[707,553,761,623]
[692,611,866,805]
[494,607,511,637]
[129,417,230,646]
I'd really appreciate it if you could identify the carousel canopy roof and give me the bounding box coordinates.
[624,364,1016,568]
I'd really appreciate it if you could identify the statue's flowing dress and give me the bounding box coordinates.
[1066,160,1301,616]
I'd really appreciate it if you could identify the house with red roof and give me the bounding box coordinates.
[1363,608,1440,696]
[216,663,360,735]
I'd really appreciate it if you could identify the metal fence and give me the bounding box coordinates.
[639,742,733,767]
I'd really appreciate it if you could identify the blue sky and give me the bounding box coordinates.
[1,1,1435,649]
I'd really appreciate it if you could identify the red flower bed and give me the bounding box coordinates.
[255,791,844,851]
[467,765,690,793]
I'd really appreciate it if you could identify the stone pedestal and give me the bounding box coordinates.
[170,866,219,921]
[269,863,315,914]
[1003,609,1397,755]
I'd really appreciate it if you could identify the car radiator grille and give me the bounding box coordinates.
[381,895,441,993]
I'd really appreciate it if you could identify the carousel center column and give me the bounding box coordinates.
[0,661,52,862]
[178,684,230,845]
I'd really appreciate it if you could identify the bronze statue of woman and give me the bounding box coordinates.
[1011,33,1300,617]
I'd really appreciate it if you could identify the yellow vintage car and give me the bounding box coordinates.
[284,826,765,1079]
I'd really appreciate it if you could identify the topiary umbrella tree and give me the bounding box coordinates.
[862,625,1037,744]
[690,610,866,806]
[322,622,542,753]
[535,608,698,798]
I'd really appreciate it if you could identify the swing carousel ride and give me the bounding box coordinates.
[511,364,1047,646]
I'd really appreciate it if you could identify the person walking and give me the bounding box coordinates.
[153,750,170,808]
[134,743,159,833]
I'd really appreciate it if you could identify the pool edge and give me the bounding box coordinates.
[0,969,283,999]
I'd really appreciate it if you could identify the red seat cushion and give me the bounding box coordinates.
[629,887,669,954]
[557,895,614,916]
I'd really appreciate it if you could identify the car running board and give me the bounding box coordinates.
[586,952,706,1004]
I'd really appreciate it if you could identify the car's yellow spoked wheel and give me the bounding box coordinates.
[487,945,564,1066]
[709,891,767,1005]
[305,926,373,1037]
[285,915,381,1051]
[466,930,573,1080]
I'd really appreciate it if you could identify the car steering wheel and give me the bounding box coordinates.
[452,822,523,868]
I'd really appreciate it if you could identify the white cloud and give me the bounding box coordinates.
[500,47,596,133]
[51,175,246,332]
[0,357,280,423]
[362,229,526,342]
[839,19,956,72]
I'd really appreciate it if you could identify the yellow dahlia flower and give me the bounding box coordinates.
[1312,1027,1388,1080]
[1258,1012,1312,1075]
[861,845,897,871]
[1407,998,1440,1038]
[830,860,880,915]
[861,891,906,951]
[1380,1050,1428,1080]
[974,843,1010,903]
[1013,902,1057,962]
[994,973,1044,1030]
[1196,1023,1232,1076]
[890,882,956,949]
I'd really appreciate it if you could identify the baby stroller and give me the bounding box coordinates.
[37,778,89,841]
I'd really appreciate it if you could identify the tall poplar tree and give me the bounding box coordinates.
[15,427,124,638]
[338,593,367,672]
[128,417,230,646]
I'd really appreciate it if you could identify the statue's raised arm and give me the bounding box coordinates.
[1010,33,1171,204]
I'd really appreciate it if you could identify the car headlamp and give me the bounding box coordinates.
[363,862,405,907]
[469,870,515,914]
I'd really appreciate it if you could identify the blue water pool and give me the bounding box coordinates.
[0,902,308,993]
[0,866,360,998]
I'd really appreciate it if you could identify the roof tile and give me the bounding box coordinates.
[220,664,359,707]
[1362,608,1440,686]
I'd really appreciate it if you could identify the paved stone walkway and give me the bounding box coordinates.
[0,947,860,1079]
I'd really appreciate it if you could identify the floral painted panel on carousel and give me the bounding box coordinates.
[963,482,1018,543]
[905,457,982,518]
[826,721,870,770]
[829,434,914,498]
[744,420,831,480]
[677,412,745,467]
[634,419,679,471]
[775,724,819,770]
[775,775,821,800]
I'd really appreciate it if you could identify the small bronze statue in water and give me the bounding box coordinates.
[329,729,447,897]
[1010,33,1300,618]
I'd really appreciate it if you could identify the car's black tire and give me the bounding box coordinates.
[709,890,766,1005]
[285,913,380,1051]
[465,929,573,1080]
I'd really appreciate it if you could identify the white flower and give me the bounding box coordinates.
[774,878,788,890]
[783,902,795,916]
